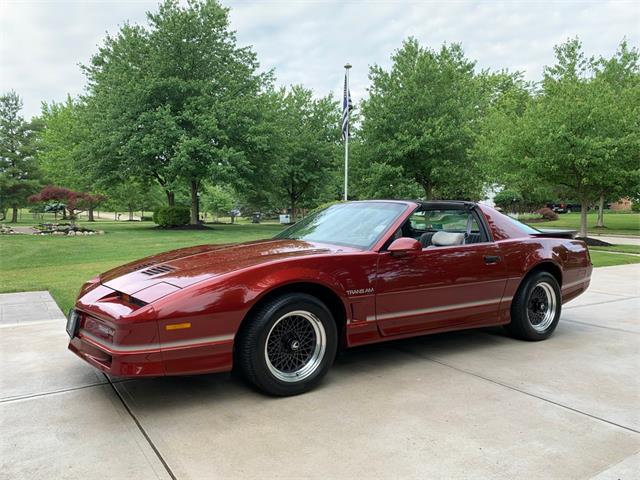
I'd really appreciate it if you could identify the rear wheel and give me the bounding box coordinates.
[236,293,337,396]
[505,271,561,341]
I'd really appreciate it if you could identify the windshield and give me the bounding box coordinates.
[275,202,407,249]
[505,215,541,234]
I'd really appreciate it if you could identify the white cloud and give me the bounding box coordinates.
[1,0,638,119]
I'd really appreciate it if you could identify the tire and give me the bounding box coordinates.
[505,271,561,341]
[236,293,338,396]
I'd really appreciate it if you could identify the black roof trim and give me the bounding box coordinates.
[343,199,479,209]
[414,200,478,209]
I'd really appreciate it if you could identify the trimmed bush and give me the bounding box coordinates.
[153,206,190,227]
[536,207,559,221]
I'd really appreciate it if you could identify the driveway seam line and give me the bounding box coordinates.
[564,296,637,310]
[561,318,639,334]
[103,373,177,480]
[0,381,106,404]
[588,448,640,478]
[396,347,640,435]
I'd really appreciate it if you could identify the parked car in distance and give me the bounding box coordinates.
[67,200,592,396]
[546,202,607,213]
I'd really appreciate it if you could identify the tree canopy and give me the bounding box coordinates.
[476,38,640,236]
[83,0,267,224]
[359,39,495,200]
[0,91,42,222]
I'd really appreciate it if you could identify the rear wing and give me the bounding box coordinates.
[530,229,577,239]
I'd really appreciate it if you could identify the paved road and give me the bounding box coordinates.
[1,265,639,479]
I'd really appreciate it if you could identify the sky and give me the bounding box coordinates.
[1,0,639,119]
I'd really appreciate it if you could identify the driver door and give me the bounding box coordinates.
[374,208,507,336]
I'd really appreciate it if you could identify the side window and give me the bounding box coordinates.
[411,208,486,247]
[411,209,478,232]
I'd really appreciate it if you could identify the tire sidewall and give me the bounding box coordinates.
[249,294,338,395]
[516,272,562,340]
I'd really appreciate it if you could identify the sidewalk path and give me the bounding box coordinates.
[0,291,65,326]
[589,234,640,246]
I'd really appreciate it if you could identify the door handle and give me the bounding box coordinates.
[484,255,501,264]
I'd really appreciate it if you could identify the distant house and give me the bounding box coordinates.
[610,198,634,211]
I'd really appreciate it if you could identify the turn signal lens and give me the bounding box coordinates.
[165,322,191,331]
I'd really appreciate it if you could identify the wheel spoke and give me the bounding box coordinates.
[264,310,327,383]
[527,282,557,332]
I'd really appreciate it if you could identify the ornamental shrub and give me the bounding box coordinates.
[154,206,190,227]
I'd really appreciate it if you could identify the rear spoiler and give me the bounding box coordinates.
[531,229,577,239]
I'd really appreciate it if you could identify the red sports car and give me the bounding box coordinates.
[68,200,592,395]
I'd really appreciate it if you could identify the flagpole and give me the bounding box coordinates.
[344,62,352,201]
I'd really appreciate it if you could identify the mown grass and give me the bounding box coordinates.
[522,212,640,236]
[588,251,640,268]
[0,221,283,313]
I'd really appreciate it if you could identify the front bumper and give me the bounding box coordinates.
[67,310,164,377]
[68,334,164,377]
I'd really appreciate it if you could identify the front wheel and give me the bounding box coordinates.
[236,293,338,396]
[505,271,561,341]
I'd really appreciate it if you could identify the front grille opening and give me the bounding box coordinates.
[140,264,176,276]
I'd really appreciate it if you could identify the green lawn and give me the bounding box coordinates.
[588,251,640,268]
[523,212,640,236]
[0,221,283,313]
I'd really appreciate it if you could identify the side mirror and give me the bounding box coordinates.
[388,237,422,257]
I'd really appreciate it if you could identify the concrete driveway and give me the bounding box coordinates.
[1,265,638,479]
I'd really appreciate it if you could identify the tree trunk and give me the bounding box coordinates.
[596,193,605,228]
[88,206,95,222]
[128,206,134,221]
[290,197,297,223]
[10,205,18,223]
[190,180,199,225]
[62,207,68,220]
[579,199,589,239]
[166,190,175,207]
[421,182,433,200]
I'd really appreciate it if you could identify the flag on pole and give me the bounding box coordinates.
[342,73,353,141]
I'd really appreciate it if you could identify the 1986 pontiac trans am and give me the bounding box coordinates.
[68,201,592,395]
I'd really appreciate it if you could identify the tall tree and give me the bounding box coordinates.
[84,0,266,225]
[102,180,163,221]
[0,91,42,223]
[202,184,236,221]
[590,40,640,227]
[479,38,640,237]
[253,86,339,222]
[359,39,493,200]
[38,97,104,220]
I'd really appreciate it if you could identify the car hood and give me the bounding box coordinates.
[99,239,338,300]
